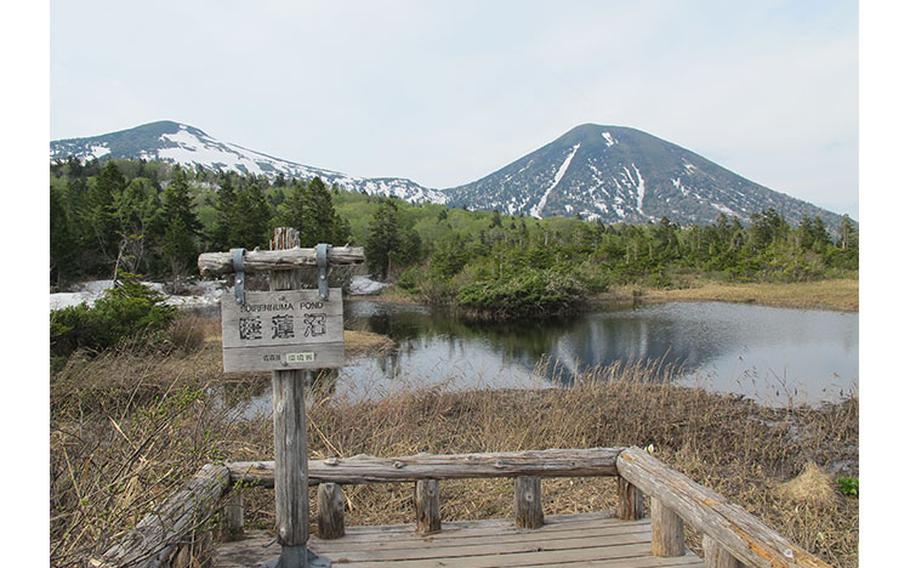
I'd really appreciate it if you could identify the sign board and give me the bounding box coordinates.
[221,289,344,372]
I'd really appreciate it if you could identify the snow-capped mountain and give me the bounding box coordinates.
[447,124,842,227]
[50,121,445,204]
[50,121,842,227]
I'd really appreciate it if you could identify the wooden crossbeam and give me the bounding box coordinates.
[197,246,365,276]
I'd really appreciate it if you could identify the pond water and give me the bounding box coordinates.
[228,299,857,414]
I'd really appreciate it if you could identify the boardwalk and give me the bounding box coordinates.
[215,513,704,568]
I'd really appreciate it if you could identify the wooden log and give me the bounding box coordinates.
[704,534,745,568]
[92,464,230,568]
[198,246,365,276]
[616,476,644,521]
[222,491,244,541]
[226,447,622,487]
[270,228,310,567]
[616,447,833,568]
[317,483,346,539]
[414,480,441,535]
[651,498,685,557]
[514,476,544,529]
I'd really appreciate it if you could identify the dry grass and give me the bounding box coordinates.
[597,278,858,312]
[777,462,839,507]
[50,350,858,567]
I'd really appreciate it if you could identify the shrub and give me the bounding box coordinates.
[456,269,586,320]
[50,273,177,360]
[836,476,858,497]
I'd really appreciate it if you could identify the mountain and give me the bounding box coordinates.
[50,121,842,227]
[49,121,446,204]
[447,124,842,227]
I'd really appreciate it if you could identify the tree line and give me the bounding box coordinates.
[50,158,354,286]
[50,159,857,305]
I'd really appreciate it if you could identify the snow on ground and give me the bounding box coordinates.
[631,163,646,214]
[601,132,616,147]
[530,144,580,219]
[711,202,737,216]
[89,144,111,160]
[349,276,390,296]
[50,276,391,312]
[50,280,225,312]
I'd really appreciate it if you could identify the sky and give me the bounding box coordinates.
[50,0,858,217]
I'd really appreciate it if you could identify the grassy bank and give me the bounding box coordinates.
[594,277,859,312]
[376,276,859,312]
[50,338,858,567]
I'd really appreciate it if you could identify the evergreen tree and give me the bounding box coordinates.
[84,161,126,263]
[50,184,75,285]
[279,177,351,245]
[838,214,858,250]
[114,177,163,274]
[230,178,271,248]
[211,173,237,250]
[162,216,196,282]
[160,166,201,277]
[162,166,202,236]
[365,199,405,280]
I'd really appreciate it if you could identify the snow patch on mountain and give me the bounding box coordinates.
[530,143,579,218]
[631,163,646,213]
[601,132,616,147]
[50,121,446,205]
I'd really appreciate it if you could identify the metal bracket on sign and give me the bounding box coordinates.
[316,243,331,300]
[231,247,246,304]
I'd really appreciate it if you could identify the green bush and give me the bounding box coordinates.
[50,274,177,360]
[836,476,858,497]
[456,269,586,320]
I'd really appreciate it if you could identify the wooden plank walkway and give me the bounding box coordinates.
[214,512,704,567]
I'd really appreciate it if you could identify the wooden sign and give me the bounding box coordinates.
[221,289,344,372]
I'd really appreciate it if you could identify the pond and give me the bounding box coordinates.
[229,299,857,414]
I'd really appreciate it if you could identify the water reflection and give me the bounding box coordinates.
[338,300,857,406]
[228,299,857,414]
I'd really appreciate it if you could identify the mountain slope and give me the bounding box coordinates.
[446,124,842,227]
[50,121,446,204]
[50,121,843,227]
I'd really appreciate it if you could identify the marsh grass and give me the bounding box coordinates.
[50,345,858,567]
[599,278,859,312]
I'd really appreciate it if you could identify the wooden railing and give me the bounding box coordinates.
[92,447,832,568]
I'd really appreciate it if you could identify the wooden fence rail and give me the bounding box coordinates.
[92,447,832,568]
[91,464,231,568]
[226,447,622,486]
[616,447,833,568]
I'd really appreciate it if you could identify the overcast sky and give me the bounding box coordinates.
[51,0,858,217]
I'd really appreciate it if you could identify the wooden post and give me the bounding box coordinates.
[414,480,441,535]
[271,227,309,567]
[651,497,686,557]
[514,476,544,529]
[616,476,644,520]
[703,535,745,568]
[222,491,245,541]
[316,483,345,539]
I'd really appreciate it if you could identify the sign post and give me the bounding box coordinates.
[198,229,364,568]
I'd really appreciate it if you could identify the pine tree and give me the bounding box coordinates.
[279,177,351,246]
[163,216,196,283]
[84,161,126,263]
[230,178,270,248]
[162,166,202,236]
[365,199,403,280]
[211,173,237,250]
[838,214,857,250]
[160,166,201,277]
[50,184,76,285]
